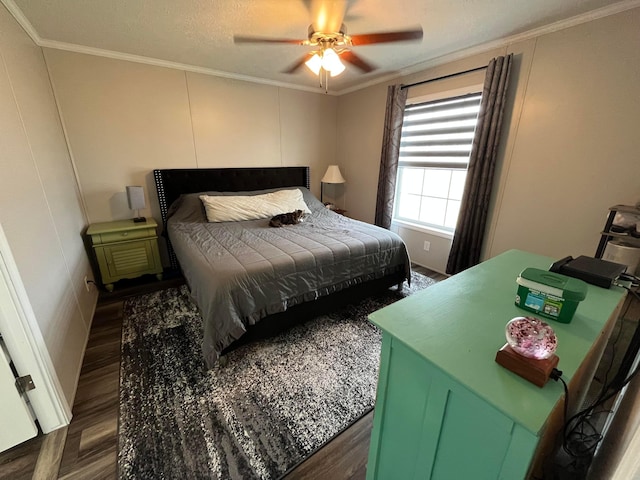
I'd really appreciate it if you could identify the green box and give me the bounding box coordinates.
[515,268,588,323]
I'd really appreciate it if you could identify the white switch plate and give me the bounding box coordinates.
[423,241,431,251]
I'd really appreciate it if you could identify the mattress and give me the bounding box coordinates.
[167,187,411,367]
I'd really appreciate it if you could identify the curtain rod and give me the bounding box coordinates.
[401,65,488,90]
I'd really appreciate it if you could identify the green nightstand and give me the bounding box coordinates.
[86,218,163,292]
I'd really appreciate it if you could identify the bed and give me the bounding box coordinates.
[154,166,411,367]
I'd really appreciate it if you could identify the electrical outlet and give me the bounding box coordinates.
[84,276,91,292]
[423,241,431,252]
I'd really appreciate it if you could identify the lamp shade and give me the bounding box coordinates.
[126,186,145,210]
[305,53,322,75]
[321,48,344,75]
[321,165,346,184]
[330,60,345,77]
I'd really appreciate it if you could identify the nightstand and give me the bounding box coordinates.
[86,218,163,292]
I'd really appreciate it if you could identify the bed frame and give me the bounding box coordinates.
[153,166,310,269]
[153,166,406,356]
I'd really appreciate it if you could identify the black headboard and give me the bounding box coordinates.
[153,166,311,269]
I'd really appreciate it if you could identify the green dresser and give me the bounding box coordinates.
[367,250,625,479]
[87,219,163,292]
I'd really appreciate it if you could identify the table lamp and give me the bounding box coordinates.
[321,165,346,204]
[126,186,146,223]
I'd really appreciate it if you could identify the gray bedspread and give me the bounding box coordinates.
[167,187,411,367]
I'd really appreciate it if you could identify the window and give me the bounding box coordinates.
[394,92,482,233]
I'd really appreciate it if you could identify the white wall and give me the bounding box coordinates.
[1,1,638,408]
[44,50,338,228]
[43,49,197,225]
[487,9,640,260]
[337,8,640,273]
[0,4,97,407]
[336,83,387,218]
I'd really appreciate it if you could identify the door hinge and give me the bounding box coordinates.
[15,375,35,395]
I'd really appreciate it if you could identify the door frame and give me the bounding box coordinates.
[0,335,38,451]
[0,224,71,432]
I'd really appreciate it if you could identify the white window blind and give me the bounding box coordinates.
[394,92,482,232]
[399,92,482,169]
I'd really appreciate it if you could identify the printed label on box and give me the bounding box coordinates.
[524,289,562,318]
[524,291,545,311]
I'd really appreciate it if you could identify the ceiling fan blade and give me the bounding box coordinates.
[309,0,348,33]
[350,28,423,46]
[283,54,313,74]
[234,35,305,45]
[341,51,376,73]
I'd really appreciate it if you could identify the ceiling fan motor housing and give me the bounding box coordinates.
[307,24,351,51]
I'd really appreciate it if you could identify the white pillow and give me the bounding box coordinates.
[200,189,311,222]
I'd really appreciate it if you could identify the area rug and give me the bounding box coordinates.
[118,271,437,479]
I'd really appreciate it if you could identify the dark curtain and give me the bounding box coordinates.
[446,54,513,275]
[374,84,407,229]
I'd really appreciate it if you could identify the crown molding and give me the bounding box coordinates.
[1,0,333,95]
[4,0,639,97]
[38,38,335,95]
[1,0,41,44]
[335,0,640,95]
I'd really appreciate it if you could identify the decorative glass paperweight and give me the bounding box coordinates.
[505,316,557,360]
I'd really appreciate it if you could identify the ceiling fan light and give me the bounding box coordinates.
[305,53,322,75]
[330,59,345,76]
[321,48,341,72]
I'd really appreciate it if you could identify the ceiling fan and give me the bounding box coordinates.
[233,1,422,90]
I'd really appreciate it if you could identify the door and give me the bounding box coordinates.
[0,223,71,446]
[0,337,37,452]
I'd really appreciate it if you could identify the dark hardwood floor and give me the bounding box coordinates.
[0,265,445,480]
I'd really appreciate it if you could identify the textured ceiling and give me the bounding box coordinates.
[6,0,637,93]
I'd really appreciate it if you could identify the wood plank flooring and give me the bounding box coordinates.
[0,266,442,479]
[3,265,638,480]
[2,266,637,479]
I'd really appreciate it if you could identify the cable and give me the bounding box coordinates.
[550,287,640,476]
[619,273,640,284]
[594,298,631,393]
[551,369,594,476]
[615,274,639,289]
[551,369,606,480]
[625,285,640,302]
[551,368,569,434]
[607,286,640,392]
[561,287,640,459]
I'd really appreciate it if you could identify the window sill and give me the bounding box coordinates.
[391,219,454,240]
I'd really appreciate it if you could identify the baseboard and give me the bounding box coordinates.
[411,260,449,277]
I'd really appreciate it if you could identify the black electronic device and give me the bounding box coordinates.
[549,255,627,288]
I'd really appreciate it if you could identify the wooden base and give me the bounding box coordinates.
[495,344,559,388]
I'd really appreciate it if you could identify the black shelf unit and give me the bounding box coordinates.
[595,204,640,259]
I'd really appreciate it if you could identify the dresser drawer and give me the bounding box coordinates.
[92,228,155,245]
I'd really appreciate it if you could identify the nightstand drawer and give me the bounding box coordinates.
[92,228,155,245]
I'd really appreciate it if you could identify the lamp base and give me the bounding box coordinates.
[133,217,147,223]
[495,344,559,387]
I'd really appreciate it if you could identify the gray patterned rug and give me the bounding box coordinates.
[118,271,437,479]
